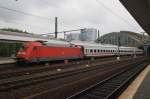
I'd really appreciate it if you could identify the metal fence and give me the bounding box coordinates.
[0,41,22,57]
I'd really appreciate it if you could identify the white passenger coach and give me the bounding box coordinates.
[71,41,143,57]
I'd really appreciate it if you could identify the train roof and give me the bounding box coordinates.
[42,40,71,47]
[71,41,118,47]
[71,41,142,50]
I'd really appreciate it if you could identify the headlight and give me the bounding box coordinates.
[18,52,26,55]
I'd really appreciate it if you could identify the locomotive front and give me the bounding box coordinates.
[17,43,29,62]
[16,41,42,63]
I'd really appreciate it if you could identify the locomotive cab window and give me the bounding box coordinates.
[20,45,27,51]
[90,49,93,53]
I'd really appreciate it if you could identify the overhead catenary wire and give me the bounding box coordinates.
[38,0,87,29]
[0,4,87,34]
[95,0,139,31]
[59,18,86,29]
[0,18,49,29]
[0,5,51,20]
[0,19,50,34]
[0,0,96,34]
[0,4,86,29]
[41,28,85,35]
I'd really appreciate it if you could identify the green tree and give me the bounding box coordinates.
[0,28,29,34]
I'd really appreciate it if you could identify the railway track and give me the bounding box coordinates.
[0,56,132,79]
[19,57,149,99]
[0,56,148,99]
[0,57,134,92]
[66,59,149,99]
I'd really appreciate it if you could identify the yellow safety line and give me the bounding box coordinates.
[118,64,150,99]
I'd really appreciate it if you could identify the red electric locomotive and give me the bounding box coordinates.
[17,41,84,63]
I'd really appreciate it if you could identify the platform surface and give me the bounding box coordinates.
[133,70,150,99]
[118,64,150,99]
[0,57,16,64]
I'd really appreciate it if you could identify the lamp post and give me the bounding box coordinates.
[117,32,120,60]
[55,17,58,38]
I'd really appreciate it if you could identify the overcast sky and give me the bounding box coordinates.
[0,0,144,36]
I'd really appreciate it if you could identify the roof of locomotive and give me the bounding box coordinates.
[42,40,71,47]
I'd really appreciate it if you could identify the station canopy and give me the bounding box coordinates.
[120,0,150,36]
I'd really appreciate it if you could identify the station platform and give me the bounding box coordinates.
[118,64,150,99]
[0,57,16,64]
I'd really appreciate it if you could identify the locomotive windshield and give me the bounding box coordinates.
[19,44,27,51]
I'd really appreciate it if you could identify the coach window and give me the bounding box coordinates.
[85,49,87,53]
[94,49,96,53]
[88,49,90,53]
[90,49,92,53]
[98,50,99,53]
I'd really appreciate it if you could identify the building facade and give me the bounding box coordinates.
[66,33,80,41]
[97,31,150,47]
[80,28,97,41]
